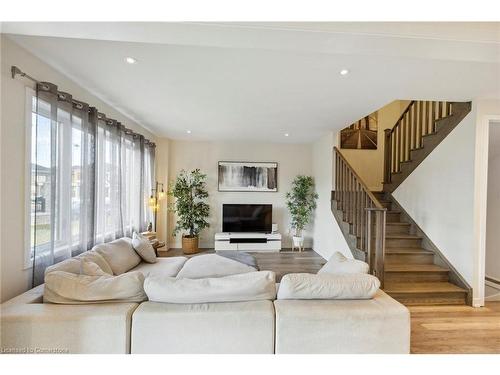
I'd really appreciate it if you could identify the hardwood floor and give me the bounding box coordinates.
[159,248,500,353]
[409,303,500,353]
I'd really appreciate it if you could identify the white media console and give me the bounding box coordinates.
[214,232,282,252]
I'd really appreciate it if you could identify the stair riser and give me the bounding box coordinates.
[385,253,434,265]
[385,225,411,235]
[385,272,449,283]
[387,292,467,306]
[380,201,392,209]
[386,212,401,222]
[386,238,422,248]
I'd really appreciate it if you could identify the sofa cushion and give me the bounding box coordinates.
[318,251,369,275]
[132,300,275,354]
[277,273,380,300]
[132,232,157,263]
[44,258,84,276]
[93,237,142,275]
[130,257,188,278]
[44,251,113,278]
[44,270,147,304]
[77,250,113,275]
[144,271,276,304]
[274,290,410,354]
[176,254,256,279]
[81,259,108,276]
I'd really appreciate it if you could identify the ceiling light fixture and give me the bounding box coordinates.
[186,130,192,134]
[125,57,137,64]
[284,133,289,137]
[340,69,349,76]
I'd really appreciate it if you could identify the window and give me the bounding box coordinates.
[25,86,155,278]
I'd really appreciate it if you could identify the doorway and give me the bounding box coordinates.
[485,120,500,301]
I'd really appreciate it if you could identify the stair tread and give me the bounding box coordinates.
[384,282,467,294]
[385,247,433,254]
[385,264,449,272]
[386,234,422,240]
[386,222,410,226]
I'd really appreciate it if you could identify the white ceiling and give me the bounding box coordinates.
[3,22,500,143]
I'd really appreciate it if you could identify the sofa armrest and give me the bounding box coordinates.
[1,286,138,354]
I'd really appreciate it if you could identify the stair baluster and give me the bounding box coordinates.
[333,147,386,286]
[383,101,454,185]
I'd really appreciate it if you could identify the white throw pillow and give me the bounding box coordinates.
[145,271,277,303]
[93,237,142,275]
[176,254,256,279]
[43,270,147,304]
[132,232,157,263]
[277,273,380,300]
[318,251,369,275]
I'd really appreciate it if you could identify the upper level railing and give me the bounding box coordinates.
[384,100,453,183]
[333,147,386,285]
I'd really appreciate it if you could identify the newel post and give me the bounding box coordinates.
[383,129,392,184]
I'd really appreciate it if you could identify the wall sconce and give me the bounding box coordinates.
[149,181,165,231]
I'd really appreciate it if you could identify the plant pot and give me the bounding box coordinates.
[182,235,199,254]
[292,235,304,252]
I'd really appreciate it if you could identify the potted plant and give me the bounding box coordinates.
[169,169,210,254]
[285,175,318,251]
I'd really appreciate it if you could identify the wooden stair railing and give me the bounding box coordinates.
[333,147,386,286]
[383,100,453,184]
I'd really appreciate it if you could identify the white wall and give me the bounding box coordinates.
[340,100,409,191]
[165,140,313,249]
[0,36,157,302]
[486,121,500,287]
[311,131,351,260]
[393,108,476,289]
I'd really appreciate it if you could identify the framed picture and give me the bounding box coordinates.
[218,161,278,192]
[340,113,378,149]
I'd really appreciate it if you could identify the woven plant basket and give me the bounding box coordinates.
[182,236,199,254]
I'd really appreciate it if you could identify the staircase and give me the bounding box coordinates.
[331,100,472,306]
[371,191,468,305]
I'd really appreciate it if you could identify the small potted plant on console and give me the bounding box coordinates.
[286,175,318,252]
[169,169,210,254]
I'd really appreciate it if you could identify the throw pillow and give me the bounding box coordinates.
[132,232,157,263]
[144,271,276,303]
[44,270,147,304]
[318,251,369,275]
[93,237,142,275]
[277,273,380,300]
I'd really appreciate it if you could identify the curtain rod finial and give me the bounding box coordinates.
[11,66,22,79]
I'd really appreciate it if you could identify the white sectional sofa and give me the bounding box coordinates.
[1,285,138,354]
[0,238,410,354]
[274,291,410,354]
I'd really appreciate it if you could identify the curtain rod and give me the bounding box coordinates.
[11,65,156,147]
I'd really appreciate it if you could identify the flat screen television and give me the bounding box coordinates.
[222,204,272,233]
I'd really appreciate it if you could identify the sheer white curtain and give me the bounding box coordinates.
[31,82,155,286]
[94,116,154,243]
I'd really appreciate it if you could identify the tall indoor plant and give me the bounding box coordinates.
[285,175,318,251]
[169,169,210,254]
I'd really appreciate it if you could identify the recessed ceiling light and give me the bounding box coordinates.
[186,130,192,134]
[125,57,137,64]
[340,69,349,76]
[284,133,289,137]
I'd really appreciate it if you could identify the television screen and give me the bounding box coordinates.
[222,204,272,233]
